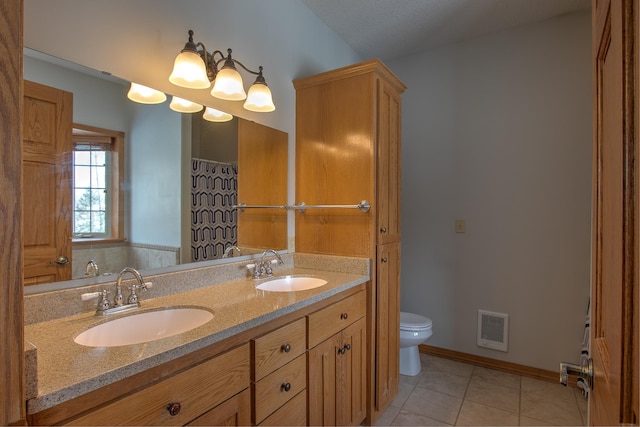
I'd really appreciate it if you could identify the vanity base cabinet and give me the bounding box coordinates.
[187,389,251,426]
[64,344,250,426]
[308,317,366,426]
[307,291,367,426]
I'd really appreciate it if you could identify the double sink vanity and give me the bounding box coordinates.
[24,252,370,426]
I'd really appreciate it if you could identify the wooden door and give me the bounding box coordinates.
[337,317,367,426]
[307,333,340,426]
[23,80,73,285]
[591,0,638,424]
[375,242,400,412]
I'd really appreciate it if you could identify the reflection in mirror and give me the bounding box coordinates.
[23,49,288,292]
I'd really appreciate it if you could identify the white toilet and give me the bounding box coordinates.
[399,312,433,376]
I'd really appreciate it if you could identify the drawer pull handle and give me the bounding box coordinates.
[380,227,387,233]
[340,313,349,320]
[167,402,181,416]
[281,343,291,353]
[281,382,292,392]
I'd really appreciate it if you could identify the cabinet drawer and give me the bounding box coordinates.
[66,344,250,426]
[307,290,366,348]
[252,318,306,381]
[258,390,306,426]
[253,354,307,424]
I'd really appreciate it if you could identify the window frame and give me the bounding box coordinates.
[71,123,125,244]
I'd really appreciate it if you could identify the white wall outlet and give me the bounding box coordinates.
[455,219,466,233]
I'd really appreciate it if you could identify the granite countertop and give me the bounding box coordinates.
[25,265,368,414]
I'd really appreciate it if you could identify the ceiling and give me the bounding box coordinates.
[300,0,591,61]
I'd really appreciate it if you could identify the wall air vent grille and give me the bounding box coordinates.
[477,310,509,352]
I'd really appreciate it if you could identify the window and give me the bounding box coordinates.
[72,124,124,241]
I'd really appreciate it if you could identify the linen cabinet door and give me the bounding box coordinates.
[375,242,400,412]
[336,317,367,427]
[307,333,340,426]
[376,78,402,246]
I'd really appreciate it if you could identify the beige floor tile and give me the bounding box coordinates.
[464,377,520,413]
[520,377,583,425]
[519,415,555,426]
[392,409,453,426]
[376,405,401,426]
[391,381,417,409]
[418,369,470,398]
[573,387,588,425]
[455,400,519,426]
[425,356,474,378]
[399,372,422,386]
[471,366,521,390]
[402,387,463,425]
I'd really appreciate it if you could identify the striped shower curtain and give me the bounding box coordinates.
[190,159,238,261]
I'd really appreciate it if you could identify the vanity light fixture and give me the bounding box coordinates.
[202,106,233,122]
[127,82,167,104]
[169,96,204,113]
[169,30,275,112]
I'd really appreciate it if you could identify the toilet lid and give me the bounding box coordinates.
[400,312,432,331]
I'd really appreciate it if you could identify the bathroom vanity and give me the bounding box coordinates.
[24,254,369,426]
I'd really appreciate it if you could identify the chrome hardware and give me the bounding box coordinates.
[81,268,151,316]
[249,249,284,279]
[222,245,242,258]
[281,382,291,392]
[50,256,69,265]
[293,200,371,213]
[167,402,181,416]
[560,358,593,390]
[84,259,100,278]
[281,343,291,353]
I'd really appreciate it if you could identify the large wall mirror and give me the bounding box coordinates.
[23,49,288,294]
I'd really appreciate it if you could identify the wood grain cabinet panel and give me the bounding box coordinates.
[294,59,405,422]
[252,317,306,381]
[65,344,250,426]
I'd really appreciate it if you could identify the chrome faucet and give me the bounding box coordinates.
[80,267,152,316]
[84,259,100,278]
[116,267,148,306]
[250,249,284,279]
[222,245,242,258]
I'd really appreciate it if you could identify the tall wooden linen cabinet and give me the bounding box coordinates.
[294,59,405,425]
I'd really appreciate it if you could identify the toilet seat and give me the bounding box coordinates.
[400,312,432,332]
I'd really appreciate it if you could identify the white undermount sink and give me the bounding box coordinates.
[74,307,214,347]
[256,275,328,292]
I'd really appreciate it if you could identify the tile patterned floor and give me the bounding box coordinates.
[376,354,588,426]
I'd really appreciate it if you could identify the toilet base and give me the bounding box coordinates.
[399,345,421,376]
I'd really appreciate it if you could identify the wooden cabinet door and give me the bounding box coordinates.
[308,334,340,426]
[376,77,402,245]
[337,317,367,427]
[23,80,73,285]
[375,242,400,412]
[187,389,251,426]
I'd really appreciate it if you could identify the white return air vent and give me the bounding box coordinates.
[477,310,509,352]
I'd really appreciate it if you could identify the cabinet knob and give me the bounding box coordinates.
[338,347,346,355]
[344,343,351,351]
[281,382,292,392]
[340,313,349,320]
[380,227,387,234]
[381,257,388,263]
[281,343,291,353]
[166,402,181,416]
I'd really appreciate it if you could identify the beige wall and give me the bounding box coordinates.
[390,11,592,371]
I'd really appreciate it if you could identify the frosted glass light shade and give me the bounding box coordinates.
[127,83,167,104]
[169,96,204,113]
[211,67,246,100]
[244,83,275,112]
[169,51,210,89]
[202,107,233,122]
